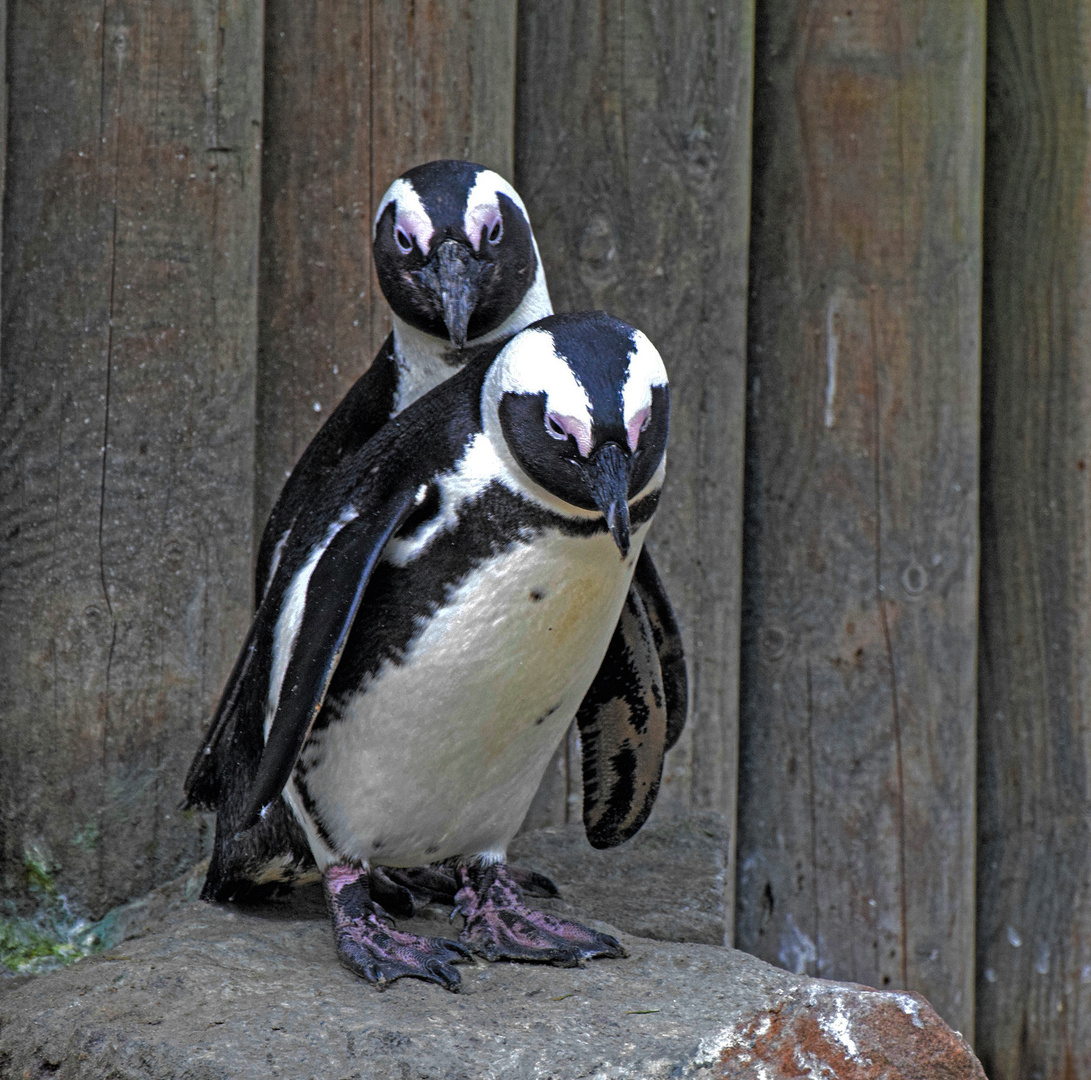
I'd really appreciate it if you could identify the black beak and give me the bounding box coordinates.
[586,442,632,557]
[418,239,484,349]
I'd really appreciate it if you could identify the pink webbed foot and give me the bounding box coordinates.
[455,861,627,966]
[324,865,472,991]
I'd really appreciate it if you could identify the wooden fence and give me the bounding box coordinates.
[0,1,1086,1076]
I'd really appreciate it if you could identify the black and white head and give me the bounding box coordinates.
[484,312,669,556]
[373,160,551,350]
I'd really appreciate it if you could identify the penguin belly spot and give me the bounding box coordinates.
[293,525,648,868]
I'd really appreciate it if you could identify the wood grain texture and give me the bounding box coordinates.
[513,0,756,944]
[0,0,262,917]
[255,0,516,534]
[736,1,983,1034]
[976,4,1091,1075]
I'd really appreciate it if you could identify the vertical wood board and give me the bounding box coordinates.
[514,0,756,944]
[737,0,983,1034]
[255,0,517,536]
[976,3,1091,1075]
[0,0,263,916]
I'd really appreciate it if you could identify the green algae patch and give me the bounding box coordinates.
[0,848,107,976]
[0,912,98,975]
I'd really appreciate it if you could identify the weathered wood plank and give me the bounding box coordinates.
[0,0,263,917]
[976,4,1091,1075]
[514,0,756,942]
[736,1,984,1034]
[255,0,517,534]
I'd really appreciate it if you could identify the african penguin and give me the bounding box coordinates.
[210,312,671,990]
[256,160,551,600]
[184,162,687,910]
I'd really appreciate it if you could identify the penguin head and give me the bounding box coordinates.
[488,312,670,556]
[373,161,544,349]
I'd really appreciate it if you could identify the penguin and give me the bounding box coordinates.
[214,312,672,990]
[254,160,552,601]
[184,162,686,907]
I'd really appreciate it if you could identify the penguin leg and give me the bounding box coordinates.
[454,861,627,965]
[323,865,472,991]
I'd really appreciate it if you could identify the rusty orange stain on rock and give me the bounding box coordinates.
[709,986,985,1079]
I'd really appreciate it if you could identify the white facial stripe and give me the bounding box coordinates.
[373,177,434,252]
[496,328,594,442]
[464,169,531,251]
[465,168,531,222]
[621,329,668,430]
[481,350,619,522]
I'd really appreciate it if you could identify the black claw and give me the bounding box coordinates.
[381,864,460,905]
[369,865,417,918]
[510,867,562,898]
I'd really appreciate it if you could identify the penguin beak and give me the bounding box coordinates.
[586,442,632,557]
[418,239,484,349]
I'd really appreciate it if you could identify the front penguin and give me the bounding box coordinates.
[225,312,671,990]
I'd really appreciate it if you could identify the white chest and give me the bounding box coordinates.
[389,323,461,416]
[287,522,648,868]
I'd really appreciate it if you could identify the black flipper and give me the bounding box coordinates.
[183,618,260,810]
[240,488,418,830]
[631,546,688,751]
[255,340,400,603]
[576,584,670,849]
[186,342,401,812]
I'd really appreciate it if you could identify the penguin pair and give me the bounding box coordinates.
[185,162,687,989]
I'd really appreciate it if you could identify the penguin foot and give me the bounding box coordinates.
[454,862,627,966]
[324,865,472,991]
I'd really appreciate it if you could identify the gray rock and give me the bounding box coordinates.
[0,821,984,1079]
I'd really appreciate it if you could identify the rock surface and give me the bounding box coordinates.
[0,821,985,1079]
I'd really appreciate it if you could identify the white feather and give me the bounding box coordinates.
[289,519,651,869]
[265,509,358,739]
[493,326,594,426]
[463,168,534,231]
[622,329,668,428]
[372,177,434,252]
[264,526,292,596]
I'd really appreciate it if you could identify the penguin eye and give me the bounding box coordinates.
[488,217,503,244]
[626,406,651,452]
[394,225,413,254]
[545,413,568,441]
[543,411,593,457]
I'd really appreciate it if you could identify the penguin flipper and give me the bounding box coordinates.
[182,616,260,810]
[576,584,670,849]
[188,343,402,805]
[240,485,418,830]
[631,547,689,751]
[255,338,399,602]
